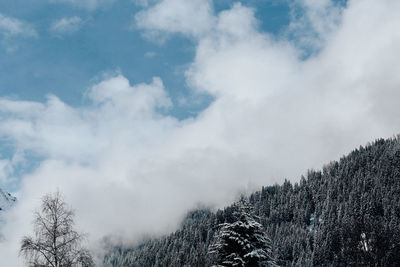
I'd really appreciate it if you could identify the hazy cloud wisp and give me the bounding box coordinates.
[0,13,37,39]
[50,16,84,36]
[48,0,116,10]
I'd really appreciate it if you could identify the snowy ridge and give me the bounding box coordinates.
[0,187,16,226]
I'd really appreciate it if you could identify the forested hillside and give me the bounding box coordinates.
[104,137,400,266]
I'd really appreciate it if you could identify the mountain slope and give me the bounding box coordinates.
[0,188,16,228]
[103,136,400,266]
[0,187,16,212]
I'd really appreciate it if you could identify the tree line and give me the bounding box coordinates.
[103,136,400,266]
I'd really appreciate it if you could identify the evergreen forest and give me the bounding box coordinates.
[103,137,400,266]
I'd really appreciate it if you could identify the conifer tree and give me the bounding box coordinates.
[210,198,275,267]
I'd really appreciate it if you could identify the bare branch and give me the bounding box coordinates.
[19,191,95,267]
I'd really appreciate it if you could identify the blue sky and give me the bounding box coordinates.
[0,0,291,119]
[0,0,296,191]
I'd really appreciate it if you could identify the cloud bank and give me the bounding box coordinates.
[2,0,400,265]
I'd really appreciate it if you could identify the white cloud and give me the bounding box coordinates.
[2,0,400,265]
[0,13,37,39]
[50,16,84,36]
[286,0,344,54]
[48,0,116,10]
[0,160,13,184]
[135,0,215,39]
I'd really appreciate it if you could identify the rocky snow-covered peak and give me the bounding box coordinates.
[0,188,16,238]
[0,187,16,212]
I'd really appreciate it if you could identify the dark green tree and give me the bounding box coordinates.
[210,199,275,267]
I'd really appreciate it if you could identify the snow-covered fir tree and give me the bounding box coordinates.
[210,198,276,267]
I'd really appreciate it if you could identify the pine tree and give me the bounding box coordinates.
[210,199,276,267]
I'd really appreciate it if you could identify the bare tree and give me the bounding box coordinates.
[20,191,94,267]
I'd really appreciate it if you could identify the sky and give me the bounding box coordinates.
[1,0,400,265]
